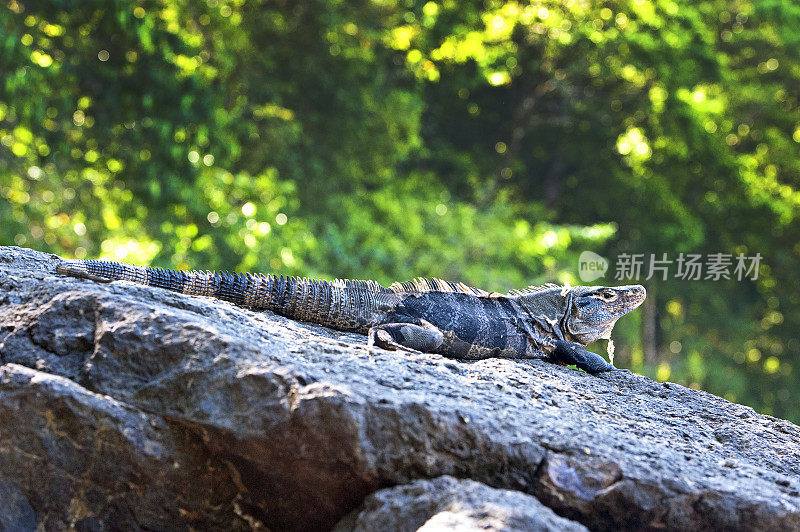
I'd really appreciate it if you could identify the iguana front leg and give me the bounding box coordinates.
[550,340,616,375]
[514,316,616,375]
[367,320,444,354]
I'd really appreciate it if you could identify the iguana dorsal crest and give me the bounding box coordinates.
[331,278,390,292]
[390,278,569,300]
[506,283,562,297]
[389,277,492,297]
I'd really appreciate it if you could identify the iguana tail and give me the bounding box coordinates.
[56,259,391,333]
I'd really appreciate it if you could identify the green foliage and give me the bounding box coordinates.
[1,0,798,420]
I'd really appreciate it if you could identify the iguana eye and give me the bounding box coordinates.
[597,289,618,302]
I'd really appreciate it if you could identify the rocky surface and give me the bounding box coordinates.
[335,475,588,531]
[0,246,798,531]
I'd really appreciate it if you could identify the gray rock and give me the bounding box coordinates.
[0,477,37,532]
[335,475,587,531]
[0,246,798,530]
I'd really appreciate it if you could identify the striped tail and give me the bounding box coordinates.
[56,259,393,333]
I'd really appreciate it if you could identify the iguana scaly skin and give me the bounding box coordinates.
[55,259,645,374]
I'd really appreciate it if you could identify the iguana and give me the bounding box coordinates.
[55,259,645,374]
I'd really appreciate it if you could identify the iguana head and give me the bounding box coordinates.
[565,285,646,344]
[513,284,646,346]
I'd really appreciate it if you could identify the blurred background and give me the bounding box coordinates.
[1,0,798,420]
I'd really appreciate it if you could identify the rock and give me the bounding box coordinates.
[0,477,37,532]
[334,475,588,531]
[0,246,798,531]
